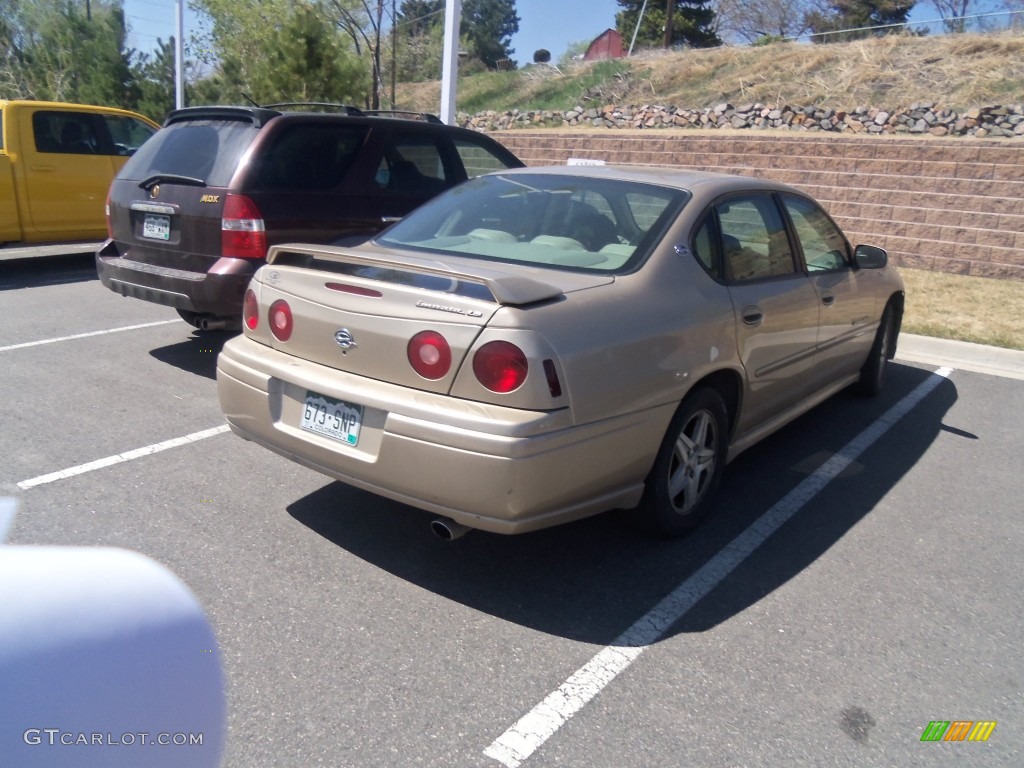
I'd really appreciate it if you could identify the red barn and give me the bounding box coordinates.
[584,29,625,61]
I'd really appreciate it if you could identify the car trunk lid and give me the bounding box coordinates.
[251,242,611,394]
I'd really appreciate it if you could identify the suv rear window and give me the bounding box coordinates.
[119,119,260,187]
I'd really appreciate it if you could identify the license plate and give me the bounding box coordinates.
[142,213,170,240]
[300,391,362,446]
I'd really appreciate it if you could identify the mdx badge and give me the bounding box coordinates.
[334,328,357,351]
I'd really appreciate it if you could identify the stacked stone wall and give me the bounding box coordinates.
[491,130,1024,281]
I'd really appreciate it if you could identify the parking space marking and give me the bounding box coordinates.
[0,319,181,353]
[17,425,230,490]
[484,367,955,768]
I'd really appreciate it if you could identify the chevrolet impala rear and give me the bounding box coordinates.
[216,168,903,537]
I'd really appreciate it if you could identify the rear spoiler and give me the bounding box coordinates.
[267,243,564,307]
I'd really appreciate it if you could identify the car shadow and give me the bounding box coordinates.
[286,362,956,645]
[148,330,236,379]
[0,253,98,290]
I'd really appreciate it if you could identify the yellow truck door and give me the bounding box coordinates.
[18,107,117,241]
[0,110,21,241]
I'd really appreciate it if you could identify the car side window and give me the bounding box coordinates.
[375,134,448,194]
[254,124,368,191]
[102,115,156,156]
[691,217,721,279]
[452,137,514,178]
[716,194,795,282]
[32,111,102,155]
[781,193,850,272]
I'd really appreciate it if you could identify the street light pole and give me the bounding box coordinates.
[440,0,462,125]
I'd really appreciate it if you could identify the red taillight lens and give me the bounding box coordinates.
[243,288,259,331]
[221,193,267,259]
[269,299,293,341]
[408,331,452,380]
[473,341,528,393]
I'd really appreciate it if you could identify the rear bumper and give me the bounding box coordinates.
[216,335,670,534]
[95,240,258,316]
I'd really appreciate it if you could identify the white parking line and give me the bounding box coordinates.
[0,319,182,353]
[17,425,231,490]
[484,367,955,768]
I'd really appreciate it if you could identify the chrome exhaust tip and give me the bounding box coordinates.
[430,517,471,541]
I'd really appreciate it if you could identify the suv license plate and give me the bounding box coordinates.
[142,213,170,240]
[300,391,362,446]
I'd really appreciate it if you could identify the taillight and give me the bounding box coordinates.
[243,288,259,331]
[221,193,267,259]
[269,299,293,341]
[408,331,451,380]
[474,341,528,393]
[104,190,112,239]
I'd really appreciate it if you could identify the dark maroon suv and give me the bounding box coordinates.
[97,105,523,329]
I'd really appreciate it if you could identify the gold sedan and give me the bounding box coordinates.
[217,166,904,538]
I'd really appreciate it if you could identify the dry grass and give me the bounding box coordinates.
[396,32,1024,113]
[900,268,1024,350]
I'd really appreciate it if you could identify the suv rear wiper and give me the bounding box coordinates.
[139,174,207,190]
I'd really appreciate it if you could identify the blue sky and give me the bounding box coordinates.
[123,0,623,65]
[122,1,1006,67]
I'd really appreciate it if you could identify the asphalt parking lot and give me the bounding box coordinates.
[2,254,1022,767]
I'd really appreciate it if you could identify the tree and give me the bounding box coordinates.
[928,0,971,32]
[616,0,721,50]
[714,0,816,43]
[462,0,520,68]
[193,0,370,106]
[394,0,519,77]
[133,37,176,122]
[1,0,138,106]
[806,0,916,42]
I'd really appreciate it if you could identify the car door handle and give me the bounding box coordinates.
[381,215,402,224]
[741,306,763,326]
[821,292,835,306]
[30,165,56,172]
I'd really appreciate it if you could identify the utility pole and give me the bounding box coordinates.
[663,0,675,49]
[175,0,184,109]
[440,0,462,125]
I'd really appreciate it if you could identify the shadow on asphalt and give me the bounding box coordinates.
[287,362,956,645]
[149,330,236,379]
[0,254,97,291]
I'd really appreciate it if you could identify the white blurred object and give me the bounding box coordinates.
[0,522,226,767]
[0,496,15,542]
[567,157,606,166]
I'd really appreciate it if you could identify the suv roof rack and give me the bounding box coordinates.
[263,102,365,115]
[363,110,444,124]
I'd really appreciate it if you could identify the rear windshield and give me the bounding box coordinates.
[117,118,260,187]
[377,173,687,273]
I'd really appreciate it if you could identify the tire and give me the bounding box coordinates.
[858,305,894,397]
[638,388,729,538]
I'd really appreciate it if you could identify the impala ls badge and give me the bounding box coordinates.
[334,328,357,351]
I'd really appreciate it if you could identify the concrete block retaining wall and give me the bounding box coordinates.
[491,130,1024,281]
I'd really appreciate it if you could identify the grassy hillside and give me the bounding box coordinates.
[395,33,1024,115]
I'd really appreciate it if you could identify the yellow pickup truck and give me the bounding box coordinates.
[1,99,159,258]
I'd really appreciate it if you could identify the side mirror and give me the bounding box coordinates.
[854,244,888,270]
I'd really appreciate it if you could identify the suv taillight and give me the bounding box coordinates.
[222,193,267,259]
